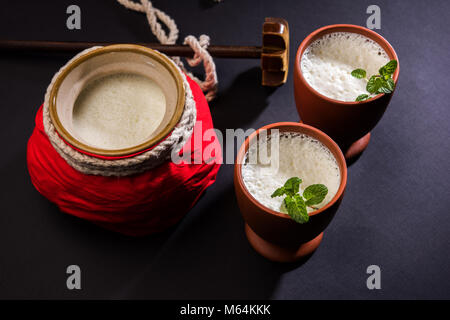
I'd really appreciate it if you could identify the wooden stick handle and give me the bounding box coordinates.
[0,40,262,59]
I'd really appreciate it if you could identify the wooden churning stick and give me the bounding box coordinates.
[0,17,289,87]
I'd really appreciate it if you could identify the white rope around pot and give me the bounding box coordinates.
[116,0,218,101]
[42,47,197,177]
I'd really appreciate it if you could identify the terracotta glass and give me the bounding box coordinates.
[293,25,399,159]
[234,122,347,262]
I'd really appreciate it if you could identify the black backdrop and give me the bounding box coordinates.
[0,0,449,299]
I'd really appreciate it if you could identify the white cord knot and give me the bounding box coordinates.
[117,0,218,101]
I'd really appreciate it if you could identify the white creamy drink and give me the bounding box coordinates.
[301,32,389,101]
[73,73,166,150]
[242,133,341,213]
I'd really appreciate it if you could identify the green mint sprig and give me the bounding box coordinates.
[271,177,328,224]
[351,59,397,101]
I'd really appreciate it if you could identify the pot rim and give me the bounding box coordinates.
[235,122,348,220]
[295,24,399,105]
[49,44,186,157]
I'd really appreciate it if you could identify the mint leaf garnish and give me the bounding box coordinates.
[284,195,309,224]
[377,82,393,94]
[379,60,397,76]
[351,68,366,79]
[366,75,382,94]
[303,184,328,206]
[271,187,286,198]
[352,59,397,100]
[355,94,370,102]
[283,177,302,196]
[376,78,394,94]
[272,177,329,224]
[385,78,395,91]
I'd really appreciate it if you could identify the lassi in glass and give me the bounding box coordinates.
[300,32,389,101]
[241,132,341,214]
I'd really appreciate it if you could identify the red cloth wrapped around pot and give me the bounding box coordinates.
[27,76,221,236]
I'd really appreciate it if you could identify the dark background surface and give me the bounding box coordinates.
[0,0,449,299]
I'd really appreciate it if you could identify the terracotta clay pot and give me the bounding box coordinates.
[293,25,399,159]
[234,122,347,262]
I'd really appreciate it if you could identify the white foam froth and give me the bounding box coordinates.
[242,133,341,213]
[301,32,389,101]
[72,73,166,150]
